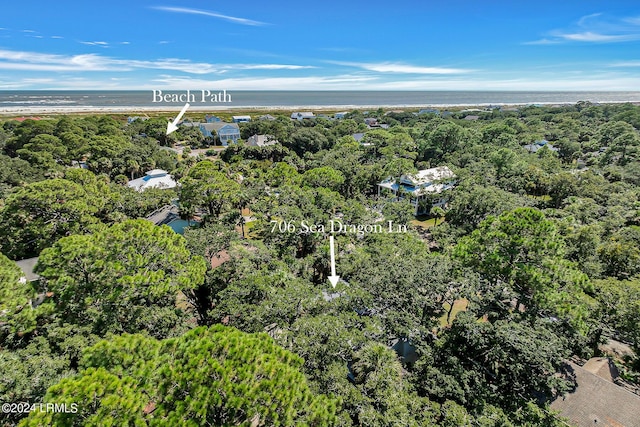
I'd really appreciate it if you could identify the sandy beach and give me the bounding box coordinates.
[2,100,639,118]
[0,103,601,117]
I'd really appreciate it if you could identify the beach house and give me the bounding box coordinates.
[232,115,251,123]
[127,169,177,192]
[247,134,278,147]
[198,122,241,146]
[205,114,221,123]
[377,166,456,215]
[291,112,315,121]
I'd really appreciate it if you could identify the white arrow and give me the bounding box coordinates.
[166,102,190,135]
[328,235,340,288]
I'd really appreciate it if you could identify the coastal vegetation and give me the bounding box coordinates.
[1,101,640,426]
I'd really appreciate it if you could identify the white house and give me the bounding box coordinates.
[291,112,315,121]
[127,169,177,192]
[197,122,241,145]
[247,134,278,147]
[377,166,456,215]
[232,115,251,123]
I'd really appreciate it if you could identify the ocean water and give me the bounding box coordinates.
[1,90,640,110]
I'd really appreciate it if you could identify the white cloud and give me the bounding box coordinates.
[577,13,602,27]
[522,38,562,45]
[528,13,640,44]
[557,31,638,42]
[0,77,58,89]
[234,64,315,70]
[373,76,640,91]
[0,48,314,75]
[152,6,267,26]
[80,41,109,47]
[623,16,640,26]
[609,60,640,67]
[329,61,471,74]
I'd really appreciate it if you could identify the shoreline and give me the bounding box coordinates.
[2,100,640,117]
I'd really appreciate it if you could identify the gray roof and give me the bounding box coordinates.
[199,122,240,132]
[551,361,640,427]
[291,112,315,119]
[15,257,40,282]
[145,204,180,226]
[352,132,365,142]
[524,140,559,153]
[247,134,278,147]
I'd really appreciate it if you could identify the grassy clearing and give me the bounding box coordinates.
[439,299,469,327]
[411,216,444,229]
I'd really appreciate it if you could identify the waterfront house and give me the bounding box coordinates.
[232,115,251,123]
[377,166,456,215]
[127,169,177,192]
[198,122,241,146]
[334,112,348,119]
[205,114,221,123]
[259,114,276,121]
[291,112,315,121]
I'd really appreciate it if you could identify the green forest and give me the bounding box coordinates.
[1,102,640,426]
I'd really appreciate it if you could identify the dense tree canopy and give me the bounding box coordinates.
[2,103,640,425]
[20,326,341,427]
[36,219,207,337]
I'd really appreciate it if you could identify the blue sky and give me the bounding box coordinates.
[1,1,640,90]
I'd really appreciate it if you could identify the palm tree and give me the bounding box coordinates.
[430,205,445,226]
[126,159,140,180]
[351,343,403,386]
[234,186,251,217]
